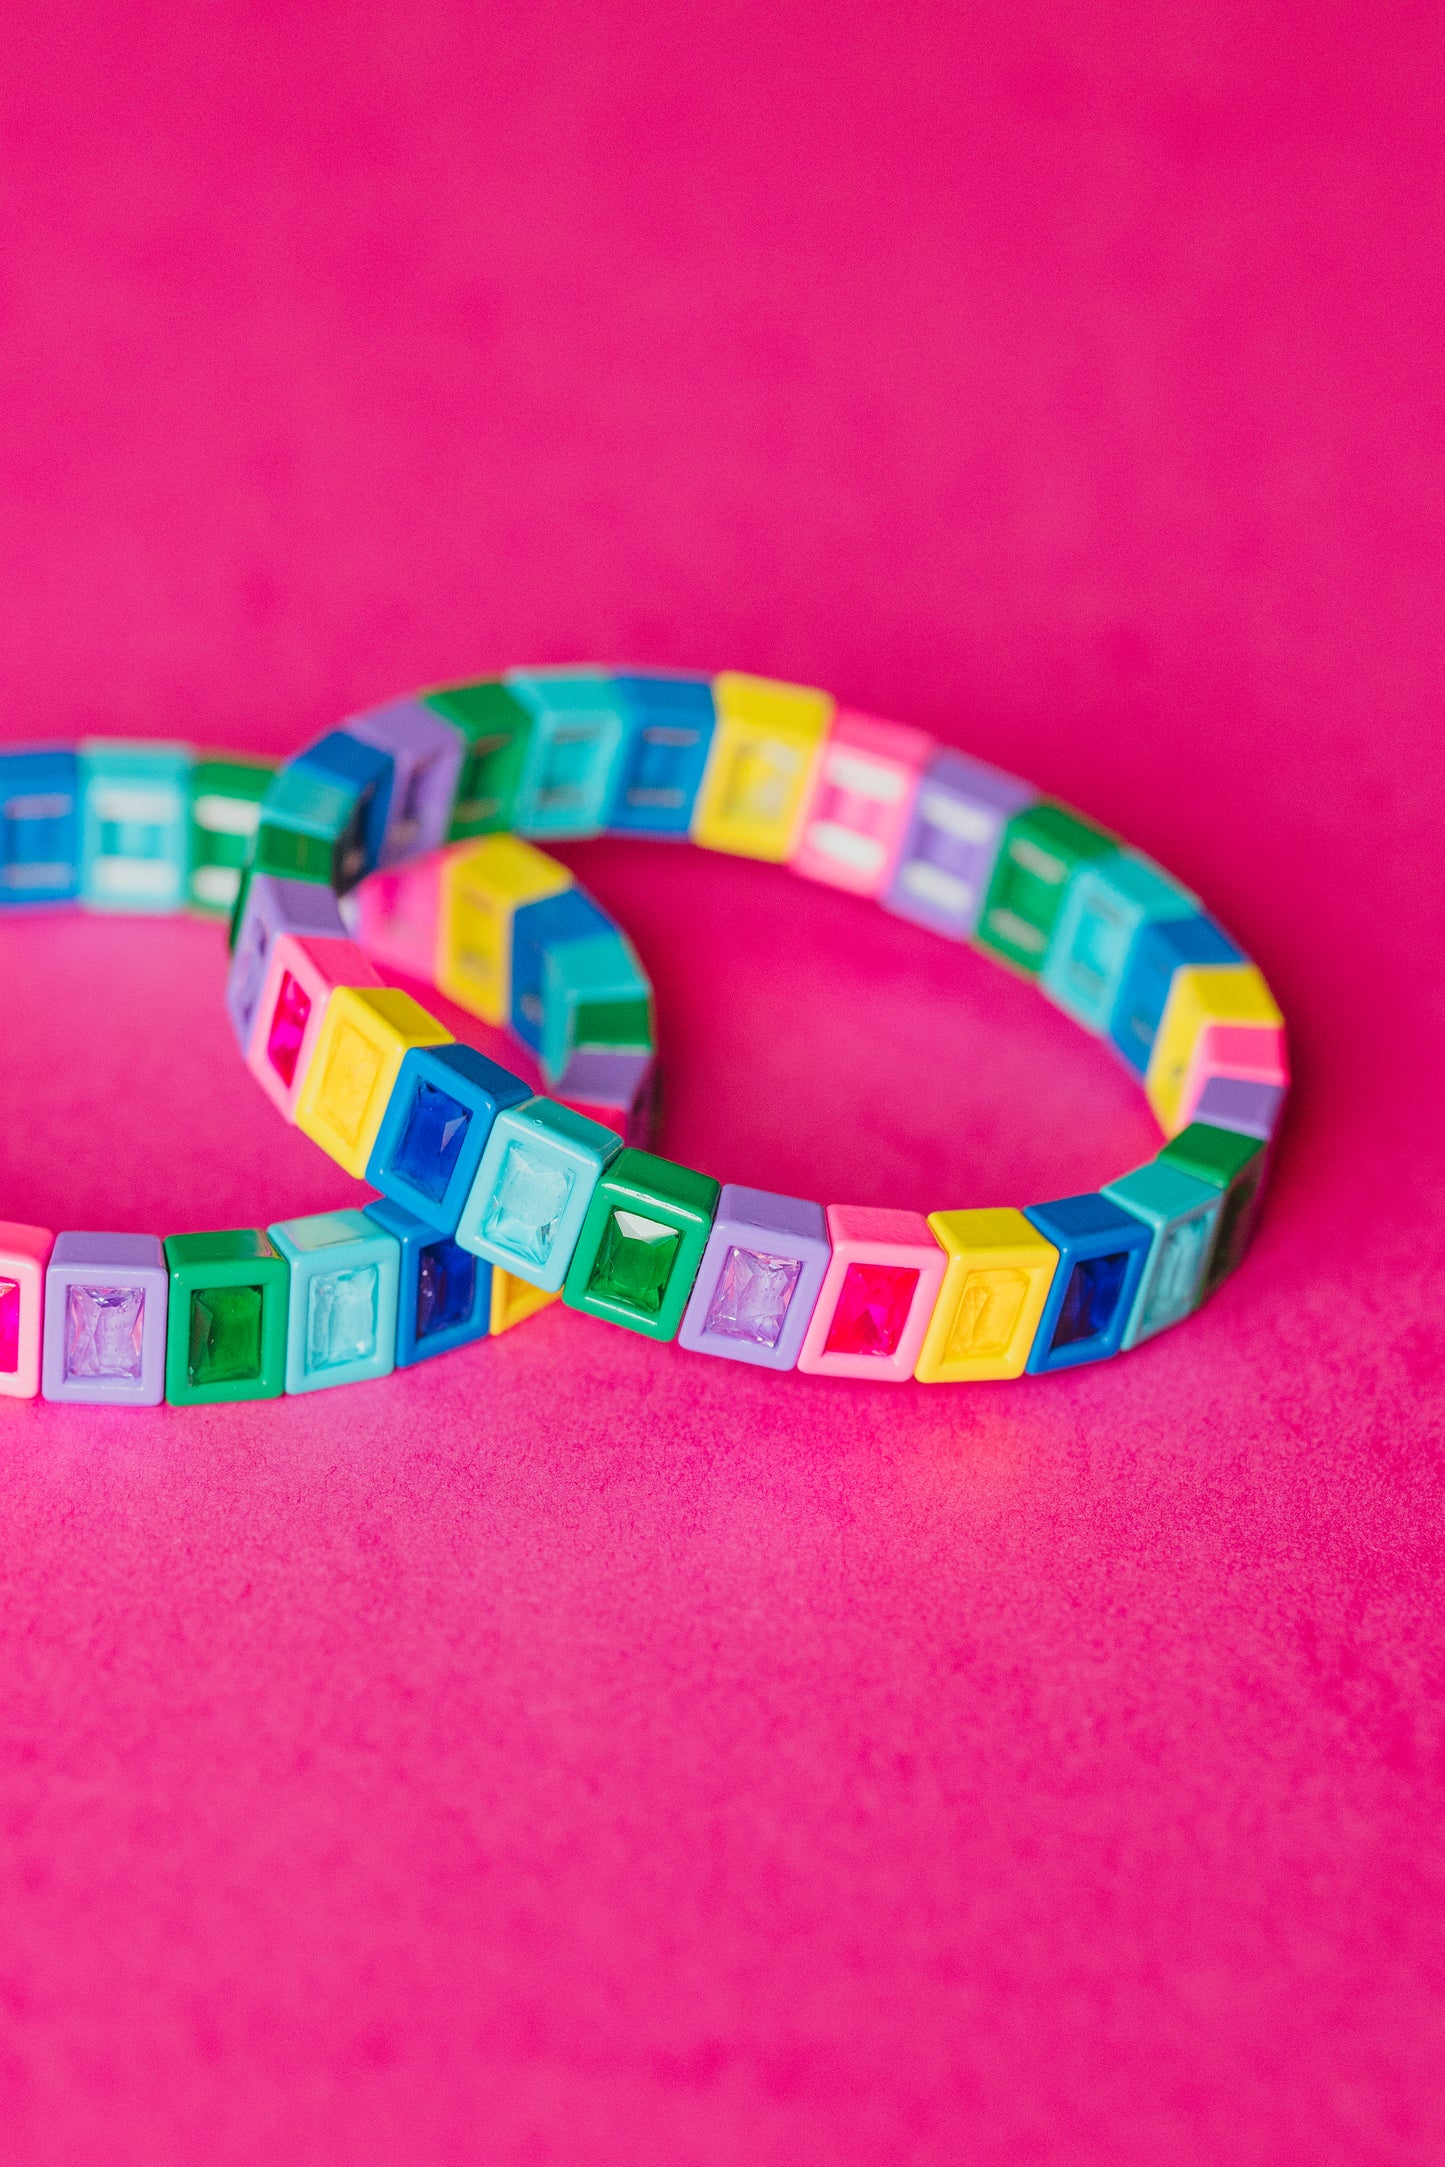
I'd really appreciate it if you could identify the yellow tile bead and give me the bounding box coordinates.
[435,834,573,1025]
[490,1268,561,1334]
[296,987,453,1177]
[1145,963,1285,1135]
[689,673,834,861]
[915,1208,1060,1382]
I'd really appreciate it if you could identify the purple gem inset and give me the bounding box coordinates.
[703,1245,804,1350]
[65,1284,145,1380]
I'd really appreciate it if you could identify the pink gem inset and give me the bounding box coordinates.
[0,1278,19,1373]
[823,1261,921,1360]
[266,969,312,1087]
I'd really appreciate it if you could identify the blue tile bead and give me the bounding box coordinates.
[365,1197,492,1366]
[1021,1194,1153,1373]
[366,1042,531,1236]
[606,674,717,836]
[508,886,615,1050]
[0,748,81,905]
[1107,914,1243,1075]
[294,730,395,879]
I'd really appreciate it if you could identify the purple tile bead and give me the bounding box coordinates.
[345,697,466,867]
[227,873,346,1055]
[677,1185,831,1371]
[41,1233,169,1406]
[1193,1073,1287,1141]
[882,749,1036,940]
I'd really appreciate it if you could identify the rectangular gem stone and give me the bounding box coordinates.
[484,1142,576,1269]
[266,969,312,1087]
[188,1283,264,1386]
[1050,1252,1130,1349]
[703,1245,804,1349]
[394,1080,473,1204]
[0,1278,19,1371]
[307,1265,379,1370]
[823,1261,920,1360]
[415,1239,477,1340]
[589,1208,682,1315]
[944,1266,1031,1362]
[66,1284,145,1380]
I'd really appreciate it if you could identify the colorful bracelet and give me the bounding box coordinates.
[0,672,1287,1408]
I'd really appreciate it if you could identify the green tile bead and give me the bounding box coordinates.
[425,682,535,838]
[163,1229,290,1405]
[973,800,1118,977]
[187,755,274,918]
[563,1148,720,1341]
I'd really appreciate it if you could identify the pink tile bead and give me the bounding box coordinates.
[244,932,383,1124]
[790,710,934,898]
[0,1221,55,1400]
[350,853,446,981]
[796,1205,945,1381]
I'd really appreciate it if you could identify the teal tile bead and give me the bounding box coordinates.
[539,930,654,1086]
[78,740,193,913]
[1102,1160,1223,1348]
[1040,851,1197,1035]
[454,1097,622,1291]
[267,1210,400,1393]
[504,670,633,839]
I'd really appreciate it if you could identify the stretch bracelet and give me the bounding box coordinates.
[0,672,1287,1408]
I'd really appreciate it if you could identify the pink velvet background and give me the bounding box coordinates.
[0,4,1442,2160]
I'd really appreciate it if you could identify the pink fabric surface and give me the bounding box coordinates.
[1,4,1442,2160]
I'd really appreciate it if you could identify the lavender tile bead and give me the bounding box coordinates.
[677,1185,831,1371]
[226,873,347,1054]
[345,698,466,867]
[42,1232,169,1406]
[882,749,1036,940]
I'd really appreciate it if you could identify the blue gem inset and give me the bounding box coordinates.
[416,1239,477,1340]
[394,1081,473,1204]
[1051,1252,1130,1350]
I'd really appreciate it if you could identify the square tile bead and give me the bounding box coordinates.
[915,1208,1060,1382]
[1039,850,1197,1036]
[1021,1195,1153,1373]
[1156,1122,1268,1297]
[678,1185,830,1370]
[796,1207,945,1381]
[162,1229,290,1405]
[1192,1073,1287,1142]
[365,1198,492,1366]
[973,801,1119,977]
[606,674,717,836]
[690,673,834,862]
[295,985,453,1179]
[78,740,193,914]
[226,875,348,1054]
[425,681,536,838]
[41,1233,169,1406]
[790,711,933,897]
[1107,914,1243,1076]
[490,1267,561,1334]
[0,1222,54,1399]
[254,734,391,895]
[1148,964,1288,1136]
[436,833,573,1026]
[539,930,653,1086]
[267,1210,400,1393]
[347,853,447,980]
[455,1098,622,1290]
[0,748,81,905]
[504,670,634,839]
[881,749,1036,940]
[245,932,383,1121]
[555,1048,658,1146]
[345,696,467,867]
[186,755,273,917]
[1101,1162,1223,1348]
[366,1042,531,1234]
[508,886,616,1050]
[563,1149,720,1340]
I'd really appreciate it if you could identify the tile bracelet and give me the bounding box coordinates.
[0,676,1287,1403]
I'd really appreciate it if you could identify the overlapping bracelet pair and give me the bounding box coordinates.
[0,667,1286,1407]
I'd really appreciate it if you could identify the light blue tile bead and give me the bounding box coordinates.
[454,1097,622,1291]
[1040,851,1196,1035]
[78,739,193,913]
[1102,1160,1222,1348]
[268,1209,400,1393]
[504,670,633,839]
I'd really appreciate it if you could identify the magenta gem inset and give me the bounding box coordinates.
[65,1284,146,1381]
[823,1262,920,1360]
[703,1245,804,1349]
[0,1278,20,1373]
[266,969,312,1088]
